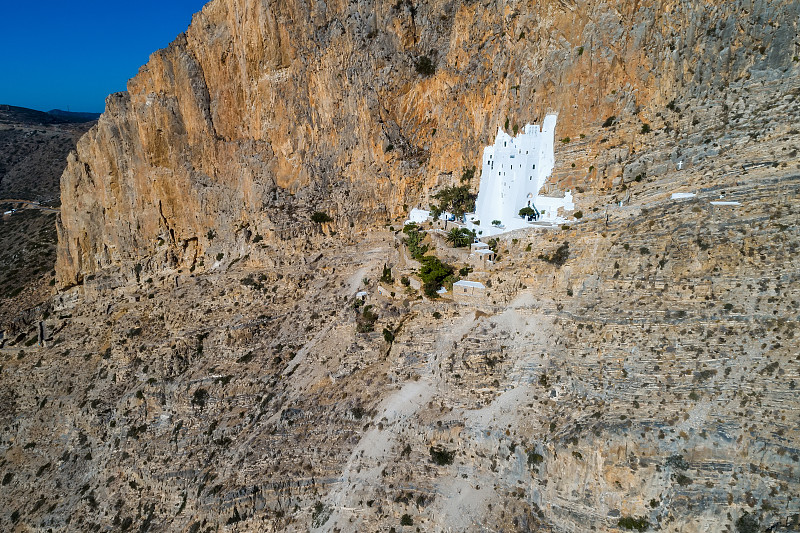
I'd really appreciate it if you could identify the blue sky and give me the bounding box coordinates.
[0,1,209,113]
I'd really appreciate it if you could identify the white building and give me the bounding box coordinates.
[470,114,573,234]
[453,280,486,297]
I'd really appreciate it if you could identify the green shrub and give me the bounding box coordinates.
[191,388,209,409]
[400,514,413,526]
[641,123,651,134]
[429,445,455,465]
[618,516,649,531]
[538,242,570,267]
[573,210,583,219]
[414,55,436,76]
[666,454,689,470]
[602,115,616,128]
[382,328,395,344]
[735,512,759,533]
[527,450,544,466]
[311,502,332,528]
[357,305,378,333]
[311,211,333,224]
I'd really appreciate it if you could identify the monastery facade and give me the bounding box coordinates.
[473,114,570,230]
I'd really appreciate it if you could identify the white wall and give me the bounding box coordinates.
[474,114,558,227]
[471,114,570,234]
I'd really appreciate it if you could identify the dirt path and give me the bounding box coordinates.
[0,198,59,214]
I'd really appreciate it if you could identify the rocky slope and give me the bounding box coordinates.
[0,105,96,203]
[0,106,95,333]
[2,0,799,531]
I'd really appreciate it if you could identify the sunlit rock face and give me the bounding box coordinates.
[56,0,800,287]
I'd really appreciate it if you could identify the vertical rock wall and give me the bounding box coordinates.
[56,0,800,287]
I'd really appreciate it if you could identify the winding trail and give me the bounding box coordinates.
[0,198,59,214]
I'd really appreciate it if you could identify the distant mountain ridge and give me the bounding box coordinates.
[0,104,99,125]
[46,108,102,122]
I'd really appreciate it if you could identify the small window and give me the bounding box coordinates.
[504,142,507,147]
[532,164,536,169]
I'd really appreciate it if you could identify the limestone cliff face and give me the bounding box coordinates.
[56,0,800,286]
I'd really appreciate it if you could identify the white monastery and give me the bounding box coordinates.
[469,113,573,234]
[405,113,574,236]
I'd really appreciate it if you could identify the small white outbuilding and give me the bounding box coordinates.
[453,280,486,297]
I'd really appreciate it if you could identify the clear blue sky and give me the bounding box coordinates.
[0,1,209,113]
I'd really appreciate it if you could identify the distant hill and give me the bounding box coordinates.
[0,104,100,125]
[0,104,96,203]
[47,109,102,122]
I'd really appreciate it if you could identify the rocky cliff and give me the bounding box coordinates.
[56,0,799,287]
[4,0,799,532]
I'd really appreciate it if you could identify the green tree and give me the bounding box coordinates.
[418,255,455,297]
[519,206,537,219]
[445,227,475,248]
[432,184,477,218]
[380,264,394,283]
[403,223,428,259]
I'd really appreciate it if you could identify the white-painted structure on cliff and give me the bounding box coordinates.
[404,113,574,236]
[469,113,573,235]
